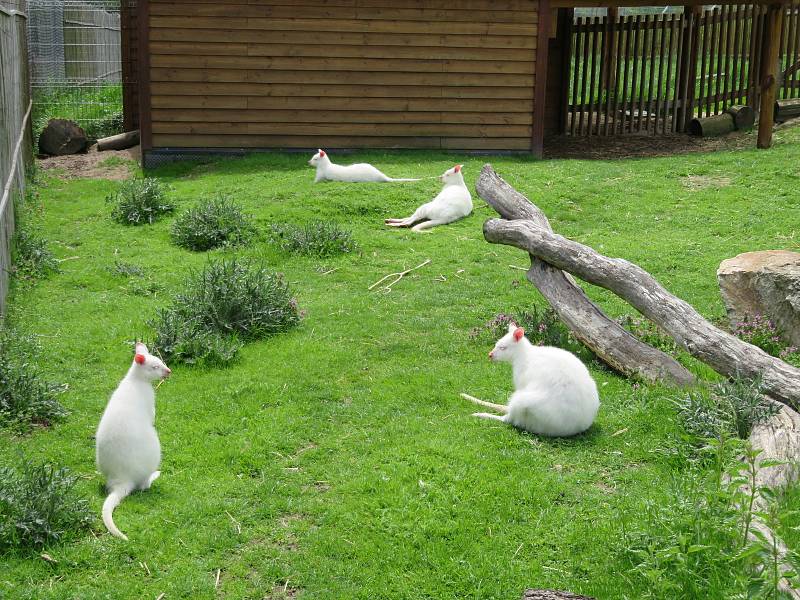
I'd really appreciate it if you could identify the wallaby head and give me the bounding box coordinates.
[488,322,527,362]
[439,164,464,185]
[131,342,171,381]
[308,149,329,167]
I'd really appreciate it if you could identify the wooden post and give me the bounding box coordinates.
[531,0,552,156]
[758,3,786,148]
[558,8,574,134]
[137,0,153,158]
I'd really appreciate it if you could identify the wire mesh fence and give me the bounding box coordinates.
[27,0,125,144]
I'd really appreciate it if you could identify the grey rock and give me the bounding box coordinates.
[718,250,800,346]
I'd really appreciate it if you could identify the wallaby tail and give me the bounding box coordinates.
[102,487,132,541]
[387,177,422,182]
[460,392,509,414]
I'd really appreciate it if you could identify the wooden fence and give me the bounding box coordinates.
[0,0,32,315]
[566,3,800,136]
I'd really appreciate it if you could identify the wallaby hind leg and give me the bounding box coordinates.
[140,470,160,490]
[472,412,508,423]
[460,392,509,414]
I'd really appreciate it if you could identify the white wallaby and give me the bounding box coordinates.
[462,323,599,437]
[384,164,472,232]
[95,342,171,540]
[308,149,420,183]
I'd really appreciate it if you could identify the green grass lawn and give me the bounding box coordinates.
[2,126,800,599]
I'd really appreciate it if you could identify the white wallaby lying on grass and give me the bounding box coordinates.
[96,342,171,540]
[384,164,472,232]
[308,149,420,183]
[462,323,599,437]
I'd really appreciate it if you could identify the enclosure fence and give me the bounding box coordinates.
[566,2,800,136]
[27,0,124,140]
[0,0,32,314]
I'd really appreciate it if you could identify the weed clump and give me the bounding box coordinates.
[151,258,301,365]
[171,196,255,251]
[0,455,93,551]
[107,178,173,226]
[730,313,800,367]
[0,333,66,432]
[11,226,59,281]
[269,220,358,258]
[470,306,590,359]
[675,376,779,442]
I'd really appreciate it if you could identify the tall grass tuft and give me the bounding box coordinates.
[171,196,256,251]
[269,220,359,258]
[0,455,93,551]
[151,258,301,365]
[107,178,173,226]
[0,333,66,432]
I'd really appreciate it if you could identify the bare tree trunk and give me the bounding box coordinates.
[475,166,695,386]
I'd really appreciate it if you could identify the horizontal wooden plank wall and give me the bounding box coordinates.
[144,0,539,152]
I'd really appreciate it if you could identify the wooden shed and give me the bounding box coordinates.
[124,0,799,165]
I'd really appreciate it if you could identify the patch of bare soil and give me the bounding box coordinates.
[37,144,140,180]
[680,174,733,190]
[544,129,757,160]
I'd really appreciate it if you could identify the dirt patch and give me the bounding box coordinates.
[680,175,733,190]
[37,144,140,180]
[544,130,756,160]
[265,582,301,599]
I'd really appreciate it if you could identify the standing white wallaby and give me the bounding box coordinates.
[461,323,599,437]
[96,342,171,540]
[308,149,420,183]
[384,164,472,232]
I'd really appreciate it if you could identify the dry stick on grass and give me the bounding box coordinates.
[476,165,694,386]
[368,259,431,292]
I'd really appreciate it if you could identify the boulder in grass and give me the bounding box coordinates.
[717,250,800,346]
[38,119,88,156]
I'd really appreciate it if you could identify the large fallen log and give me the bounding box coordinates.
[475,167,694,386]
[96,129,140,152]
[482,216,800,408]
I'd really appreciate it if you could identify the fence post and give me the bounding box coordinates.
[758,2,786,148]
[558,8,574,135]
[675,6,700,132]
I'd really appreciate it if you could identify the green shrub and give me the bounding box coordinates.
[107,178,173,226]
[171,196,255,251]
[11,226,60,281]
[0,333,67,432]
[269,220,358,257]
[675,376,779,442]
[0,455,93,551]
[151,258,301,365]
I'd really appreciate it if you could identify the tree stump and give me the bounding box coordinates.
[38,119,88,156]
[775,98,800,123]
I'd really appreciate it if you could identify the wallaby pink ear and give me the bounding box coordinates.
[319,149,326,157]
[454,164,462,173]
[134,354,146,365]
[513,328,525,341]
